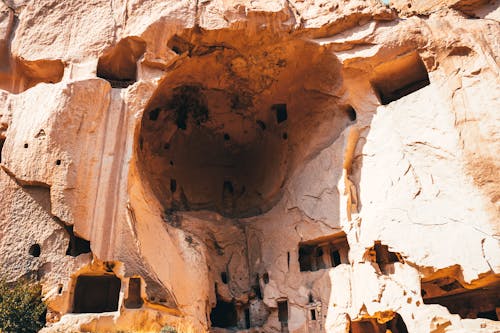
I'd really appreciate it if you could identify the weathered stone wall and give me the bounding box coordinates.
[0,0,498,332]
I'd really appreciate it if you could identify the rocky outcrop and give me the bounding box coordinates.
[0,0,499,332]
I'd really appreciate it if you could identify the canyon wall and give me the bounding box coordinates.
[0,0,499,332]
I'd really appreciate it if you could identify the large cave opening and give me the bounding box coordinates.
[72,275,121,313]
[138,32,352,218]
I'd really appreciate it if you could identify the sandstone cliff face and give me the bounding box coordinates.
[0,0,499,332]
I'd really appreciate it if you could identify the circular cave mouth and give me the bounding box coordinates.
[138,36,354,218]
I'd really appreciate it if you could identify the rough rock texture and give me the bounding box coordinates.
[0,0,499,332]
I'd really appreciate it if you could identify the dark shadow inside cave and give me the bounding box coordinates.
[72,275,121,313]
[210,298,238,328]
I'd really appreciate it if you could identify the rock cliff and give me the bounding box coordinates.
[0,0,499,332]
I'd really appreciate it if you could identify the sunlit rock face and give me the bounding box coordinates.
[0,0,499,332]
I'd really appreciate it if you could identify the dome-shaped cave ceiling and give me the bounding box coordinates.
[138,31,354,218]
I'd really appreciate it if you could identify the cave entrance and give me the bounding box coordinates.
[210,298,238,328]
[138,35,353,219]
[72,275,121,313]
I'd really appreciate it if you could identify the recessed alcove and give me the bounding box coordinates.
[138,35,352,218]
[277,298,289,329]
[124,277,144,309]
[97,37,146,88]
[72,275,121,313]
[29,243,41,257]
[299,232,349,272]
[371,52,430,105]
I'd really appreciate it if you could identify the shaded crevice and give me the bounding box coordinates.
[64,225,91,257]
[365,241,404,274]
[345,105,357,122]
[167,35,194,55]
[272,103,288,124]
[0,137,4,163]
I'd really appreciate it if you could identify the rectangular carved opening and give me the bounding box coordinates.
[277,299,289,323]
[299,232,349,272]
[310,308,316,320]
[72,275,121,313]
[124,277,143,309]
[244,307,251,329]
[371,52,430,105]
[272,104,288,123]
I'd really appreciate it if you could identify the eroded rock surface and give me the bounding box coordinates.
[0,0,499,332]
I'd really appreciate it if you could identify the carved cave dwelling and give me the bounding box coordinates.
[0,0,499,332]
